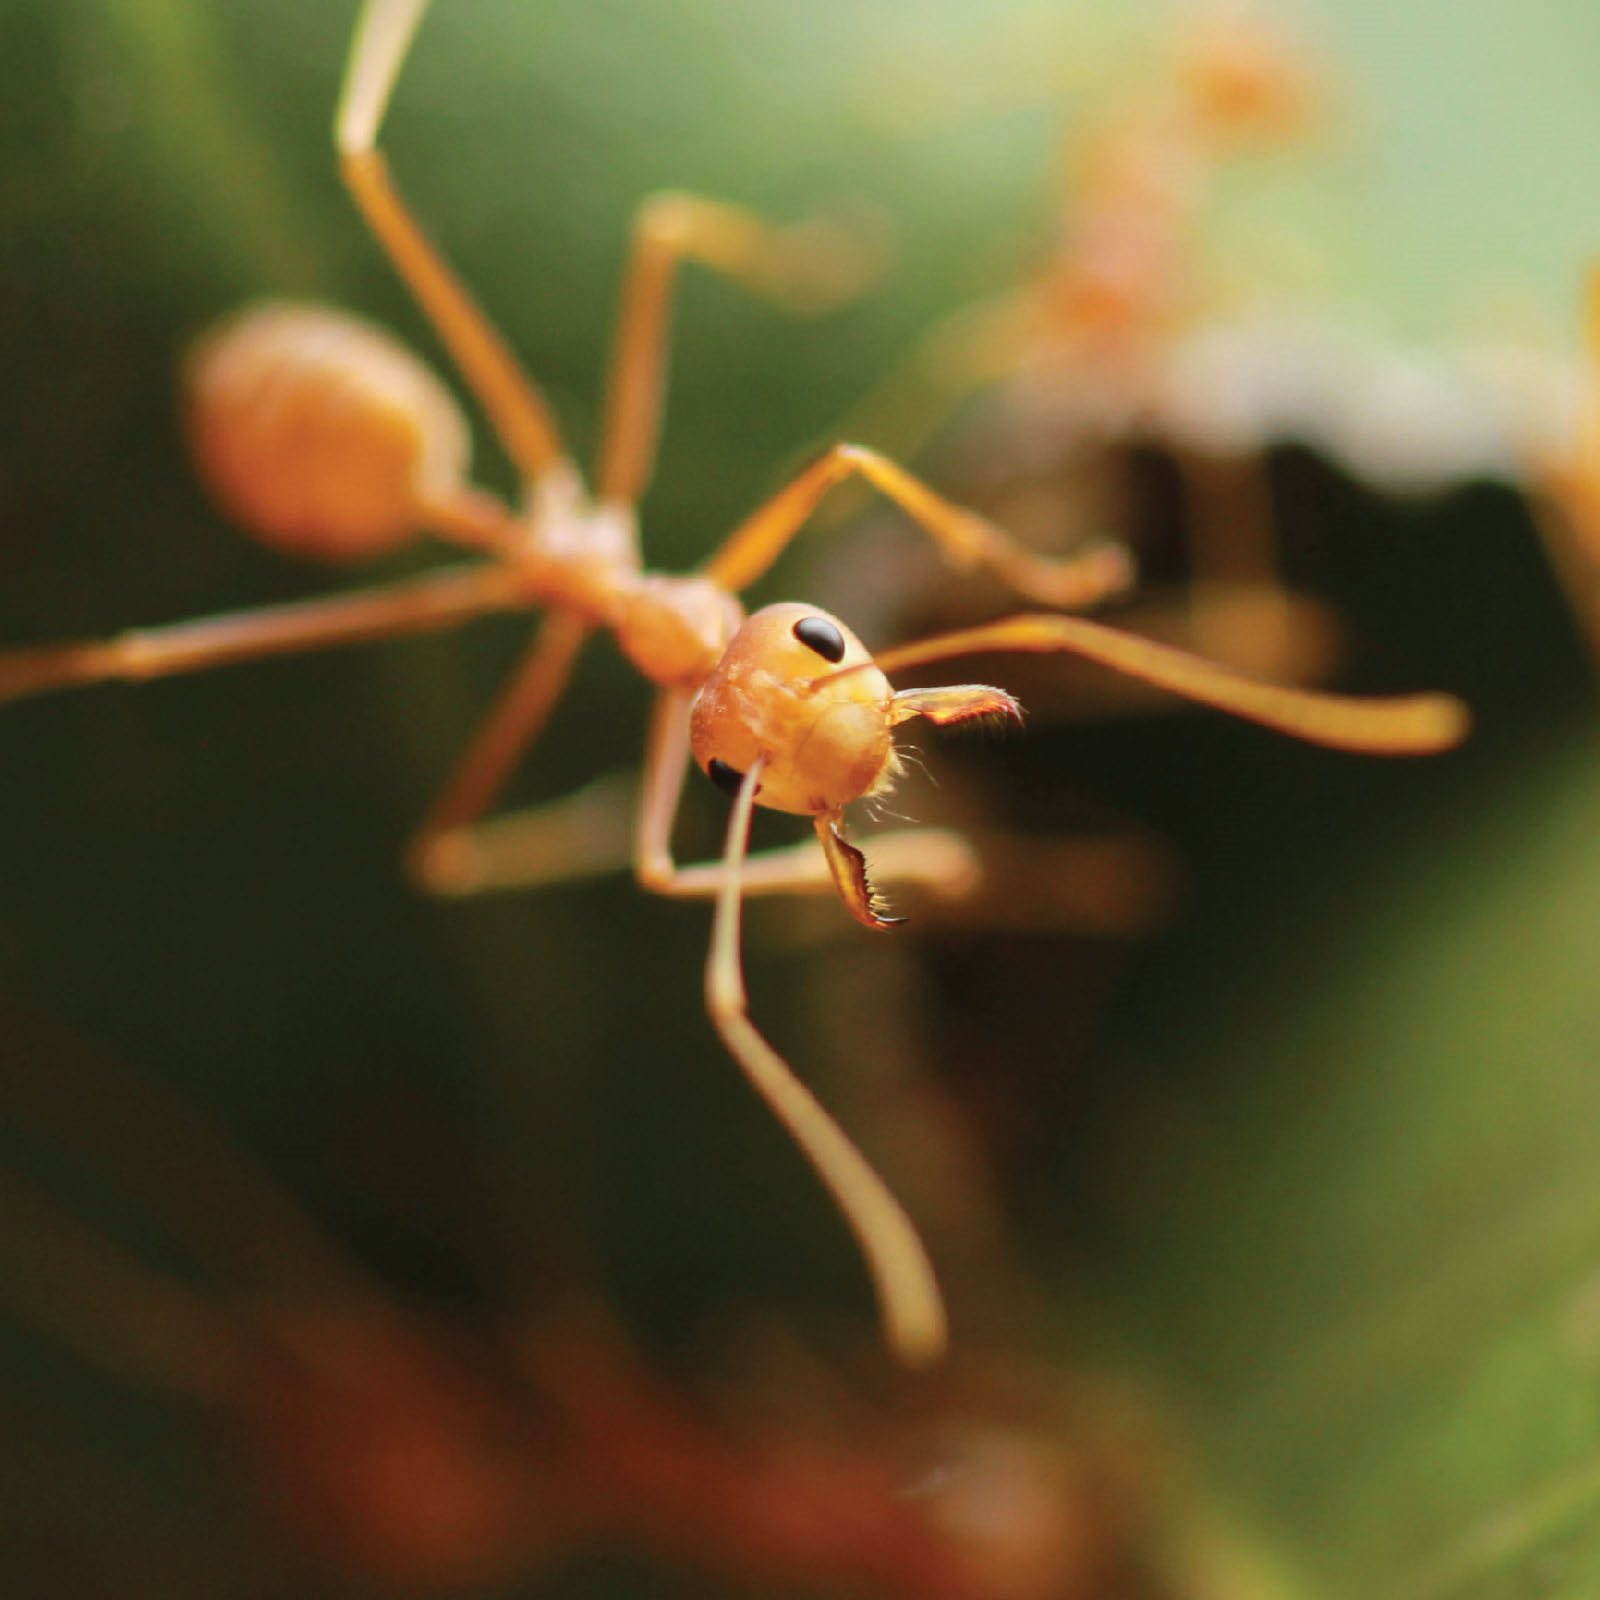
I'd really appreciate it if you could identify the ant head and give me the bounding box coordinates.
[689,603,899,816]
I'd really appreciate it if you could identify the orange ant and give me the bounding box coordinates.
[0,0,1468,1367]
[831,3,1332,682]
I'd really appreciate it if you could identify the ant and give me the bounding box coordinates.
[0,0,1468,1367]
[829,2,1329,656]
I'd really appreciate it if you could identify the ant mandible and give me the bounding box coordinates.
[0,0,1468,1367]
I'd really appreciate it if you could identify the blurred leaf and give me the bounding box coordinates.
[1070,721,1600,1598]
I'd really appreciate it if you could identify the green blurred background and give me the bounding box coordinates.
[4,0,1600,1595]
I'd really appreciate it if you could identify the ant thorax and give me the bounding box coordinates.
[688,603,899,816]
[612,573,745,687]
[512,467,641,611]
[505,472,741,685]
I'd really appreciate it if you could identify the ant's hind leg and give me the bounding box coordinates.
[705,443,1133,610]
[336,0,574,485]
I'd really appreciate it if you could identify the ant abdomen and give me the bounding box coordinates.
[185,302,471,562]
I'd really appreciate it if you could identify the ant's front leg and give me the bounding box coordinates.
[705,442,1133,610]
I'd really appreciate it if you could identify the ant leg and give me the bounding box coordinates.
[439,789,980,910]
[407,609,591,891]
[631,691,980,908]
[436,700,953,1359]
[419,769,642,897]
[457,775,1171,936]
[0,564,528,705]
[705,759,946,1366]
[336,0,574,485]
[596,192,878,506]
[641,688,1166,938]
[705,443,1132,609]
[433,687,979,902]
[875,613,1468,753]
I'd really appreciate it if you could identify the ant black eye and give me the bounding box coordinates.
[706,758,745,798]
[793,616,845,663]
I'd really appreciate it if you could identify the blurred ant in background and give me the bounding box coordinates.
[830,3,1332,685]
